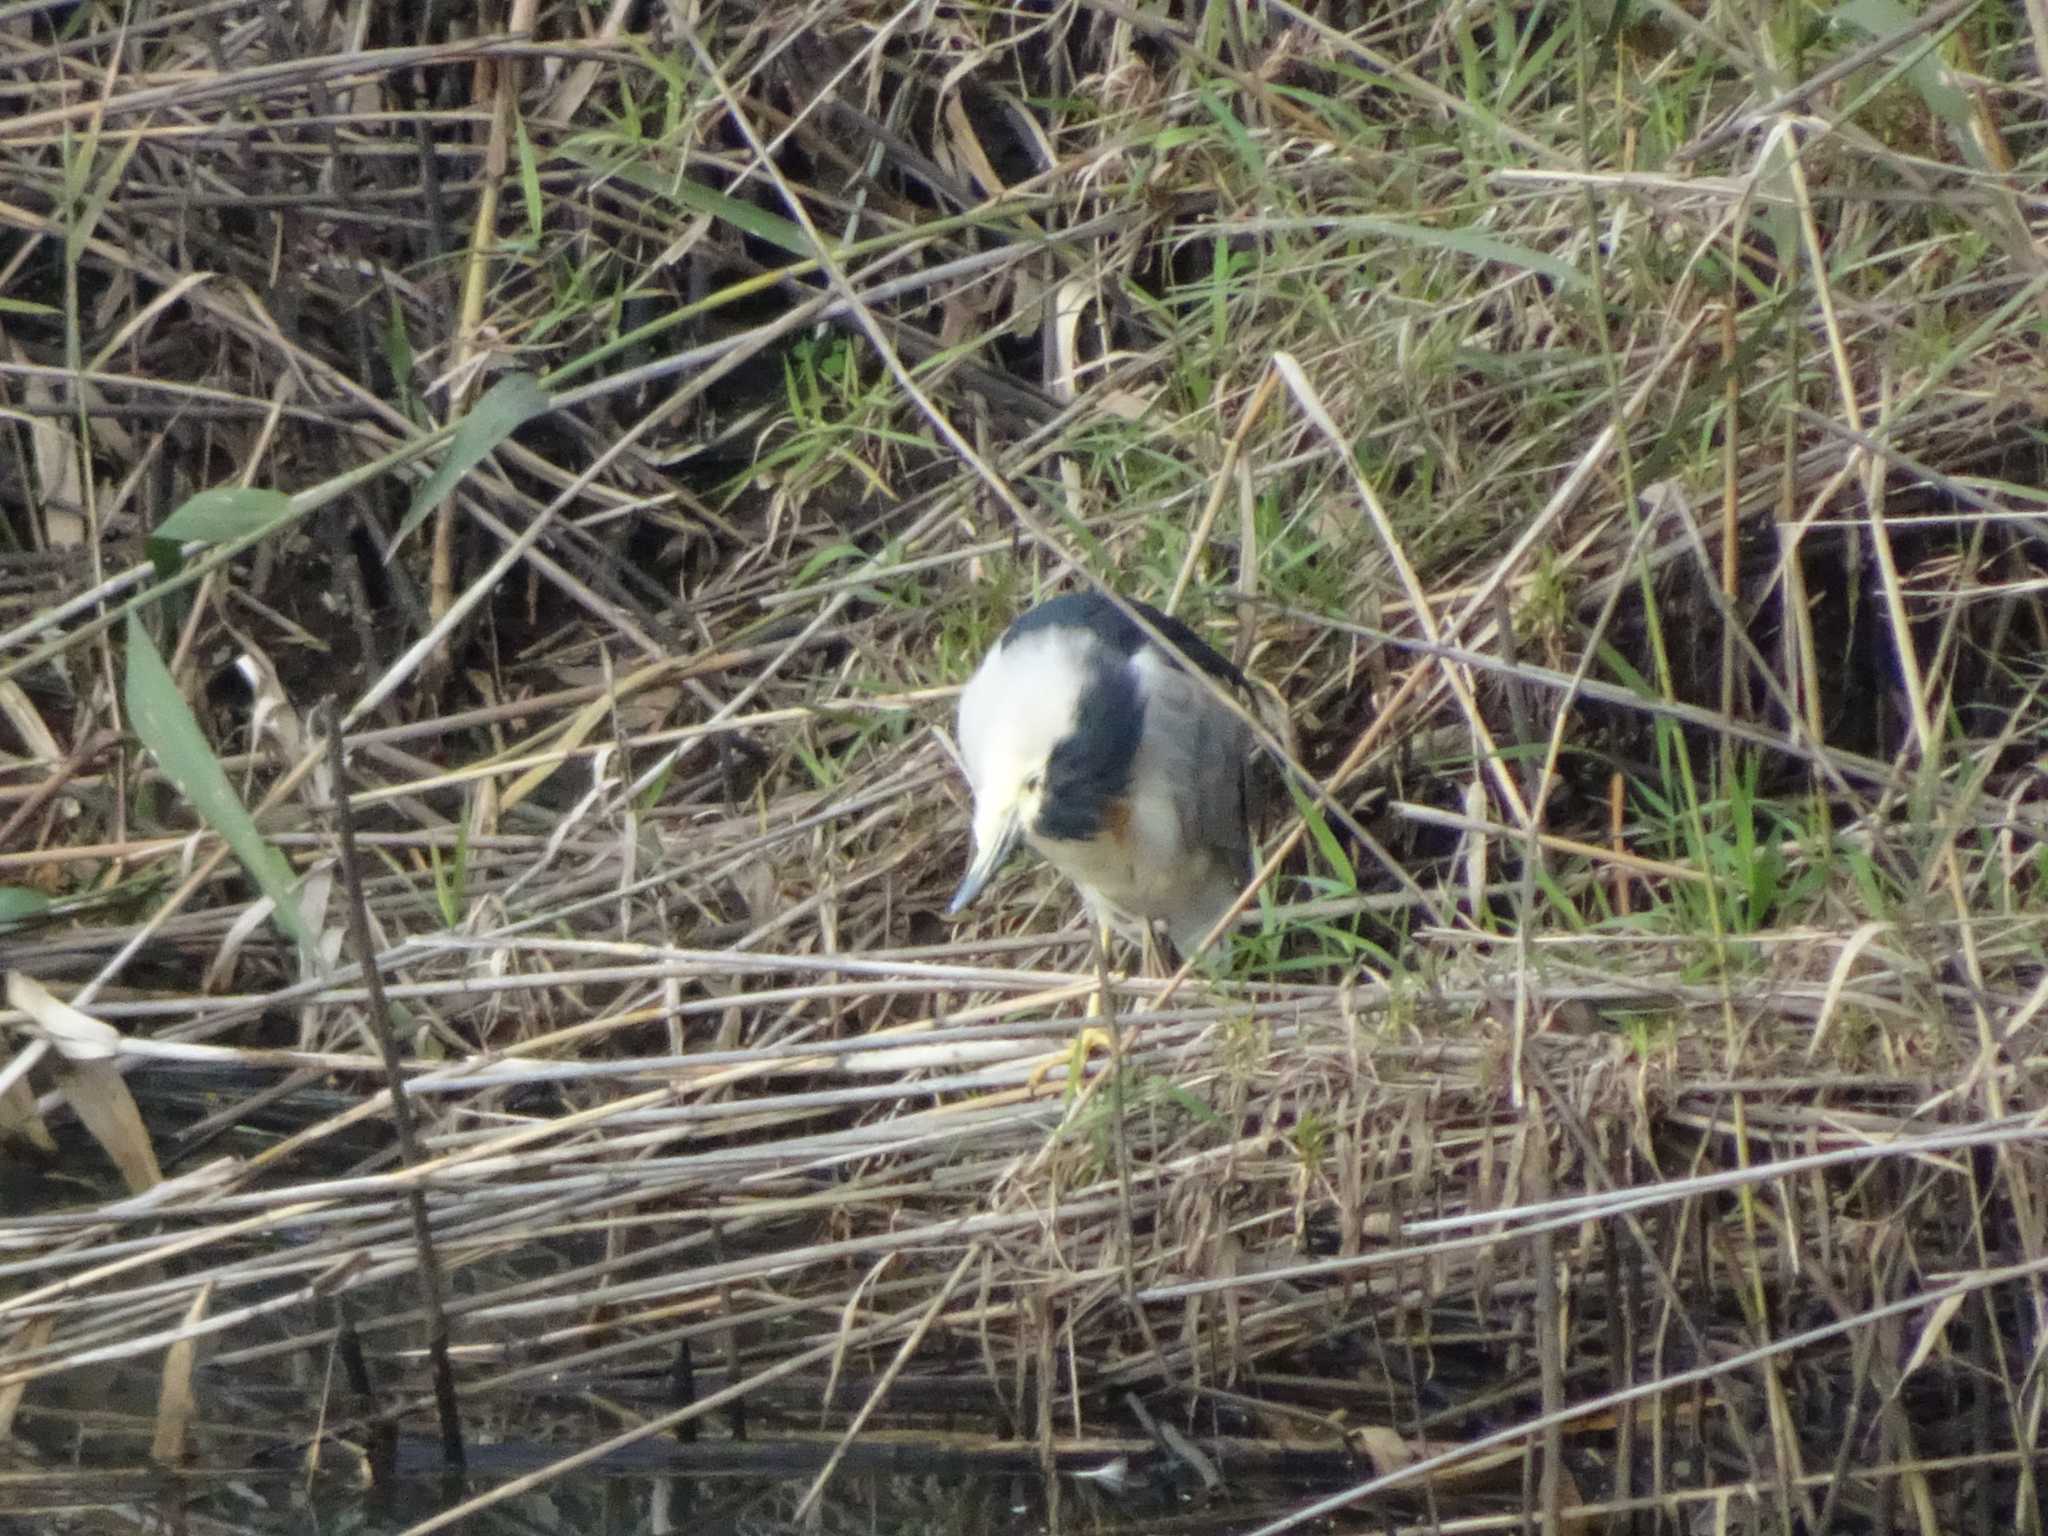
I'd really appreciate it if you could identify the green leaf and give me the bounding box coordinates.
[430,813,472,928]
[663,174,817,259]
[561,91,819,259]
[1834,0,1977,164]
[393,373,551,550]
[157,486,292,545]
[635,756,675,813]
[384,290,419,423]
[124,614,315,954]
[149,487,292,575]
[513,115,545,244]
[1233,214,1591,294]
[1286,778,1355,889]
[1344,215,1592,294]
[0,887,52,931]
[1196,84,1261,176]
[793,542,863,586]
[1154,1080,1227,1130]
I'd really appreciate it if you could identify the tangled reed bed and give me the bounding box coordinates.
[9,857,2046,1530]
[2,0,2048,1530]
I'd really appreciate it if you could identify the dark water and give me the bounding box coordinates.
[0,1448,1353,1535]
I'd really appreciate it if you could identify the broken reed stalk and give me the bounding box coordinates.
[325,705,465,1472]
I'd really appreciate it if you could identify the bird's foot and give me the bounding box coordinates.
[1027,1024,1117,1092]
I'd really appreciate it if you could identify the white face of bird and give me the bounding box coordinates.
[946,624,1099,915]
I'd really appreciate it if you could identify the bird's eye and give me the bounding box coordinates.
[1023,773,1042,793]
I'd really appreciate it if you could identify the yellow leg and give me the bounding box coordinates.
[1027,914,1118,1091]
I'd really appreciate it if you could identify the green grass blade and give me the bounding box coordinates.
[149,487,292,574]
[1834,0,1979,166]
[393,372,551,549]
[123,614,315,954]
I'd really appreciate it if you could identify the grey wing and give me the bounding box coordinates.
[1135,665,1258,954]
[1145,667,1256,882]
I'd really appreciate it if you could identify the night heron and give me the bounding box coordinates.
[946,591,1260,961]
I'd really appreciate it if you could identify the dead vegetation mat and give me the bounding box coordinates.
[3,1,2048,1531]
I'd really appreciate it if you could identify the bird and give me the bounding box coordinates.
[946,591,1259,959]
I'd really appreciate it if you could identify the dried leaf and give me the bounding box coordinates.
[0,678,62,763]
[1900,1293,1966,1383]
[152,1282,213,1464]
[0,1070,56,1152]
[57,1059,161,1195]
[0,1318,55,1435]
[7,971,122,1060]
[1347,1424,1414,1473]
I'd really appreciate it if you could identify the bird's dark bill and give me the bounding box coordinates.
[947,814,1022,915]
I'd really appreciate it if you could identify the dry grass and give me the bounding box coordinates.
[3,1,2048,1531]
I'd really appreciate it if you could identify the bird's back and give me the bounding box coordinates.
[1126,649,1255,955]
